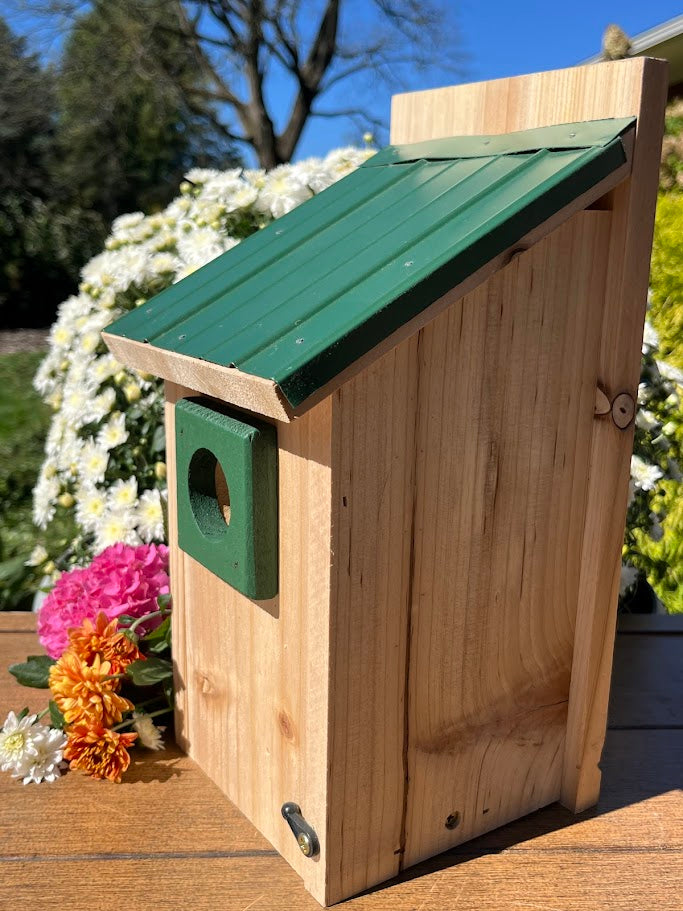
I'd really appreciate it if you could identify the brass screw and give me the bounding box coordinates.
[297,832,313,856]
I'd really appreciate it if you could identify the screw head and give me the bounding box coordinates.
[297,832,313,856]
[445,811,461,830]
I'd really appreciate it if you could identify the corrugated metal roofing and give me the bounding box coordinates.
[105,117,634,410]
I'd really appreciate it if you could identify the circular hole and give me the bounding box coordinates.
[188,448,231,537]
[445,811,461,830]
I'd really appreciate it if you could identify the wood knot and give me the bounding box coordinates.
[277,709,297,743]
[195,671,215,695]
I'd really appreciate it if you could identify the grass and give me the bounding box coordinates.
[0,350,74,610]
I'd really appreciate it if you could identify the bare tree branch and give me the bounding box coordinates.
[13,0,461,167]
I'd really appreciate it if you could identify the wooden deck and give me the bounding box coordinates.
[0,611,680,910]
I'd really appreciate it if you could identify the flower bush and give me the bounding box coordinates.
[623,320,683,610]
[31,148,373,568]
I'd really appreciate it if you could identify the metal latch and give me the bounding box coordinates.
[281,802,319,858]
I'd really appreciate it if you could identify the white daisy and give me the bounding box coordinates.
[108,477,138,513]
[94,508,140,552]
[0,712,39,772]
[79,441,110,485]
[13,726,67,785]
[630,454,663,491]
[132,713,165,751]
[97,413,128,451]
[136,488,165,542]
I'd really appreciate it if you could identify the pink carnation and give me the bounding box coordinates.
[37,543,170,658]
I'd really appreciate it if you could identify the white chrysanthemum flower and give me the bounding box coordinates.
[177,227,226,267]
[185,167,222,185]
[79,441,110,485]
[0,712,39,772]
[136,488,165,542]
[630,454,663,491]
[61,381,96,428]
[295,156,332,193]
[225,184,258,211]
[149,253,179,276]
[256,165,313,218]
[132,713,165,751]
[94,508,140,552]
[201,171,243,204]
[13,726,67,785]
[49,321,74,351]
[33,470,59,529]
[108,477,138,513]
[90,387,117,424]
[82,247,150,293]
[97,413,128,452]
[92,354,120,384]
[75,485,107,532]
[111,211,145,235]
[324,146,374,180]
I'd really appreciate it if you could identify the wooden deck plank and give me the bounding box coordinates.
[3,851,682,911]
[0,612,680,910]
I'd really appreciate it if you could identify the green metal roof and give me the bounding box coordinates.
[106,117,634,411]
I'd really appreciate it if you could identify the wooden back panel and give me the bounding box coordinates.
[391,58,668,817]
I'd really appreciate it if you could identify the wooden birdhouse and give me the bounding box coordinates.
[103,60,667,905]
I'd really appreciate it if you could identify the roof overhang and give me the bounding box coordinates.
[103,118,635,423]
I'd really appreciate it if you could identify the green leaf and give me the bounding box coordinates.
[156,593,171,610]
[115,614,138,626]
[8,655,55,688]
[0,555,28,583]
[17,706,30,720]
[48,700,66,730]
[151,424,166,453]
[142,616,170,654]
[125,656,173,686]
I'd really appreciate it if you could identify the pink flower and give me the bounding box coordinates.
[37,543,170,658]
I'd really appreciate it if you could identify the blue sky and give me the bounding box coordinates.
[290,1,683,160]
[9,1,683,164]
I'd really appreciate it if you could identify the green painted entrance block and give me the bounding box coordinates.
[175,398,278,600]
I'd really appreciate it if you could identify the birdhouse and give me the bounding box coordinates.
[103,60,667,906]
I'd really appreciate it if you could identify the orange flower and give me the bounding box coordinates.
[68,612,143,675]
[49,651,133,727]
[64,723,138,783]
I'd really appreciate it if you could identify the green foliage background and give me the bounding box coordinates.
[0,351,75,610]
[0,3,237,330]
[625,100,683,613]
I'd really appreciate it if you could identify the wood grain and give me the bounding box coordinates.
[402,212,611,867]
[324,337,420,903]
[105,334,294,422]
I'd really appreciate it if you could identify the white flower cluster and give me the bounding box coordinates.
[33,147,373,556]
[0,711,67,785]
